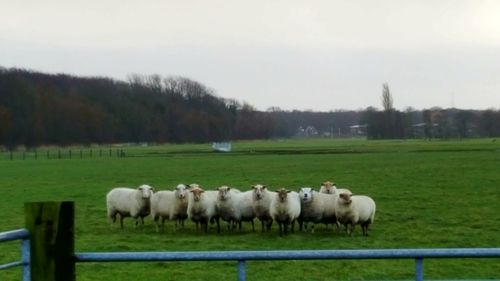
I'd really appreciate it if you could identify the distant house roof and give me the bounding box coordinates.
[349,124,367,129]
[212,142,232,152]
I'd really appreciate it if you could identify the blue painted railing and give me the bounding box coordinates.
[75,248,500,281]
[0,228,30,281]
[2,227,500,281]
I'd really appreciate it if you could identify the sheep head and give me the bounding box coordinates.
[138,184,154,199]
[189,187,204,202]
[338,192,352,205]
[252,184,267,200]
[175,184,187,199]
[299,187,313,203]
[276,188,290,202]
[321,181,336,194]
[217,186,231,201]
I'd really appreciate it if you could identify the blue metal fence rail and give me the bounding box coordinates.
[0,228,30,281]
[75,248,500,281]
[2,227,500,281]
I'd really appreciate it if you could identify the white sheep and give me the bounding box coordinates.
[216,186,256,232]
[150,184,188,232]
[269,188,301,236]
[298,187,337,232]
[187,184,220,233]
[335,191,376,236]
[251,184,276,232]
[319,181,351,196]
[106,184,154,229]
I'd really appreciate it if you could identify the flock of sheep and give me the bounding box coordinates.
[106,181,376,236]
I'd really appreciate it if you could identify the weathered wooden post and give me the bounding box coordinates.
[25,201,75,281]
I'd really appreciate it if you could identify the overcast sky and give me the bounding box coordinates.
[1,0,499,111]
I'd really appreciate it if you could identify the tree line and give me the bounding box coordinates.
[1,67,499,148]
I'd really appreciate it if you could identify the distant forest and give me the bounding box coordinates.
[1,67,499,148]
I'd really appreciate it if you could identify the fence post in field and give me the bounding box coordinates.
[25,201,75,281]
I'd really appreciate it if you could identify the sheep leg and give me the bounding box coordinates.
[278,222,283,236]
[201,219,208,233]
[215,217,221,233]
[347,224,355,236]
[335,221,341,233]
[267,219,273,231]
[161,217,166,232]
[119,215,124,230]
[109,212,117,228]
[361,222,370,236]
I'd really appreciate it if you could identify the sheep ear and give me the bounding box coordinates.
[251,185,256,189]
[263,185,267,189]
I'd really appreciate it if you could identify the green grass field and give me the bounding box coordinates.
[1,138,499,280]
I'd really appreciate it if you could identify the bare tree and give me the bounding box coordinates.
[381,83,394,112]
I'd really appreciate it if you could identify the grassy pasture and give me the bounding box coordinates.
[1,138,499,280]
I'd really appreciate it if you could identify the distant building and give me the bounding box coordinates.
[412,123,439,138]
[212,142,232,152]
[297,126,318,137]
[349,124,367,136]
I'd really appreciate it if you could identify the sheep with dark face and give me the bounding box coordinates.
[270,188,301,236]
[335,191,376,236]
[150,184,189,231]
[106,184,154,229]
[251,184,276,232]
[187,184,220,233]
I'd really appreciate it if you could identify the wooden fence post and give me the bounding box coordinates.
[25,201,75,281]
